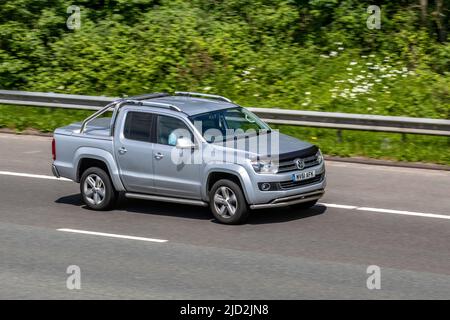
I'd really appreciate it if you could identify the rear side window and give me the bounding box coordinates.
[123,111,154,142]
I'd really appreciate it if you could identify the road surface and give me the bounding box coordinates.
[0,133,449,299]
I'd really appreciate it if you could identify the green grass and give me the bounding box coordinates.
[0,105,93,133]
[274,125,450,165]
[1,104,449,165]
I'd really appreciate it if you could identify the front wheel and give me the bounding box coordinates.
[80,167,117,210]
[209,179,249,224]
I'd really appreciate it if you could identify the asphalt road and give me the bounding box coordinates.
[0,133,449,299]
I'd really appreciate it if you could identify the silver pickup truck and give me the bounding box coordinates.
[52,92,326,224]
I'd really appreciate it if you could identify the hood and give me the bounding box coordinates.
[212,132,318,160]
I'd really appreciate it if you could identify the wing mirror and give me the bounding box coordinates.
[176,137,196,149]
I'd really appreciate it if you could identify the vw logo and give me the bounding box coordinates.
[294,158,305,170]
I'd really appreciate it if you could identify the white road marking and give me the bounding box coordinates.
[57,228,168,243]
[320,203,450,220]
[319,203,358,210]
[326,161,449,176]
[0,169,448,221]
[0,170,71,181]
[355,207,450,220]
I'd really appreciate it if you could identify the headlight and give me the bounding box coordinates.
[250,159,278,174]
[316,149,323,164]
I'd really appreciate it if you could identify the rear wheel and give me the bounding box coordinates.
[80,167,117,210]
[209,179,249,224]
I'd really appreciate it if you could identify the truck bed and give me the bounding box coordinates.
[54,117,112,137]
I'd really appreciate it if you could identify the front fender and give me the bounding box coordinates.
[201,163,255,203]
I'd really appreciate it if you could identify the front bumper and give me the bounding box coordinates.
[245,160,326,204]
[249,189,325,209]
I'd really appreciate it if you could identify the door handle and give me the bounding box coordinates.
[118,147,127,155]
[154,152,164,160]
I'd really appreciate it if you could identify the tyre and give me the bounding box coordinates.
[80,167,117,210]
[291,199,318,210]
[209,179,249,224]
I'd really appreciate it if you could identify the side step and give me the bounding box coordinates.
[125,192,208,207]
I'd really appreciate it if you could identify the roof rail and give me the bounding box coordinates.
[80,98,181,134]
[126,92,170,101]
[175,91,232,103]
[132,100,182,112]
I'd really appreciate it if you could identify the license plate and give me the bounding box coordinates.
[292,170,316,182]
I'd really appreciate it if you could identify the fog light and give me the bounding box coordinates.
[261,183,271,191]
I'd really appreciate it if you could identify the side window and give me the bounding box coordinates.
[123,111,154,142]
[157,115,193,146]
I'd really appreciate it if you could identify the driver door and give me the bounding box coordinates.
[152,115,202,199]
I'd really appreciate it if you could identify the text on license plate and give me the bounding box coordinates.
[292,170,316,182]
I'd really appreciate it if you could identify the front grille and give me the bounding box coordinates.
[277,154,320,173]
[279,173,324,190]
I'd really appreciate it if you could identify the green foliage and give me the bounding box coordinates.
[0,0,448,163]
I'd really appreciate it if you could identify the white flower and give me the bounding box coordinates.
[305,92,311,95]
[338,47,345,51]
[203,86,212,91]
[329,51,338,57]
[320,54,330,58]
[350,61,357,66]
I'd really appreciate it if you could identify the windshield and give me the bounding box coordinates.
[189,107,271,142]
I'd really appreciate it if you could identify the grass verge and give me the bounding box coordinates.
[1,104,449,165]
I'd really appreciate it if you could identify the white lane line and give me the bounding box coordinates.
[356,207,450,220]
[0,170,71,181]
[57,228,168,243]
[320,203,450,220]
[319,203,358,210]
